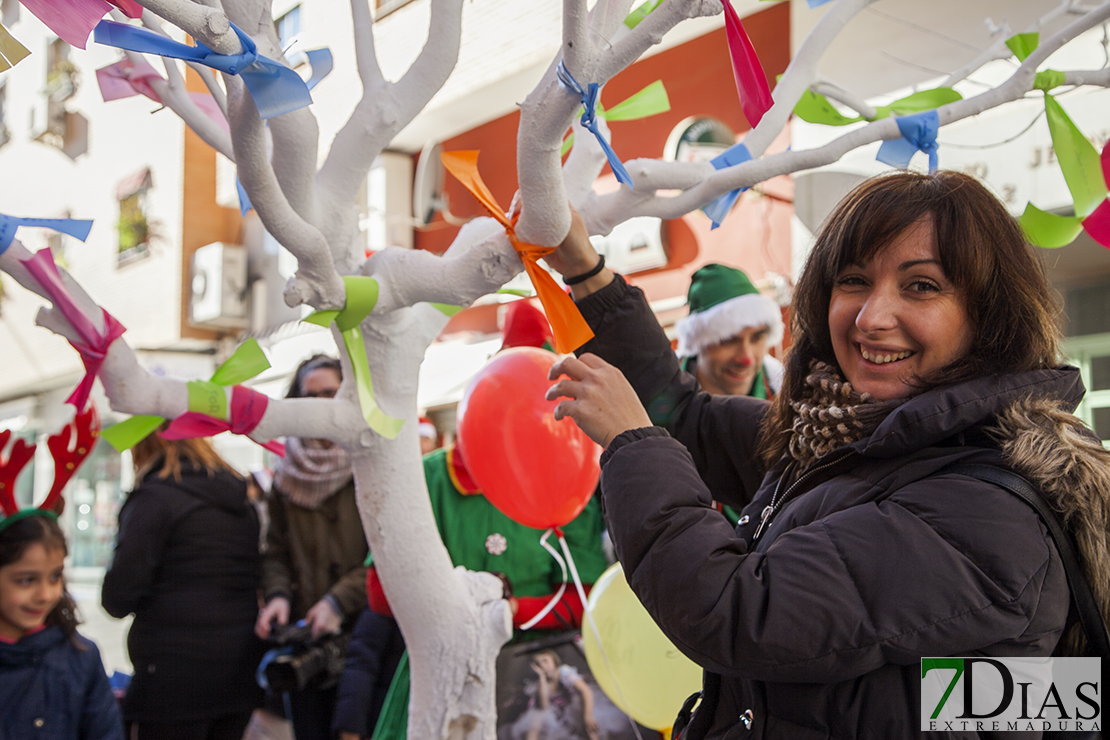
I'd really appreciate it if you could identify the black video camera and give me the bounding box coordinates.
[263,621,349,693]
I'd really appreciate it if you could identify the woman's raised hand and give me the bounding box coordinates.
[546,354,652,449]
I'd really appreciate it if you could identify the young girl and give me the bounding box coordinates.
[0,512,123,740]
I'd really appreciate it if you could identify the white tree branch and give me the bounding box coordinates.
[812,80,877,120]
[226,77,345,309]
[317,0,465,215]
[133,0,241,54]
[743,0,877,158]
[575,1,1110,232]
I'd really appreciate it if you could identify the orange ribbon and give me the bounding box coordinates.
[440,150,594,354]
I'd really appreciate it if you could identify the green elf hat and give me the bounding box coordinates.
[675,263,783,358]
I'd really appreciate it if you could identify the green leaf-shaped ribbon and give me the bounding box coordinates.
[562,80,671,156]
[1006,32,1039,62]
[793,87,961,126]
[304,276,404,439]
[623,0,665,29]
[100,338,271,452]
[1045,93,1105,218]
[1019,202,1085,248]
[1020,92,1108,248]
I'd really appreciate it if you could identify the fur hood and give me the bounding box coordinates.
[988,396,1110,656]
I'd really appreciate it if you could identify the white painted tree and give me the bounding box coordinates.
[3,0,1110,738]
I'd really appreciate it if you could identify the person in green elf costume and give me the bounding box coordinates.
[676,263,784,401]
[676,264,784,526]
[360,301,610,740]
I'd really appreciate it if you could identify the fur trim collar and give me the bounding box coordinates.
[675,293,783,358]
[988,397,1110,656]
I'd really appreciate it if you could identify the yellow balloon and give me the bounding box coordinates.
[581,563,703,731]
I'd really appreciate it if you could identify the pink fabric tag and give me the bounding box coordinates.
[161,385,285,456]
[17,0,111,49]
[1083,199,1110,248]
[21,249,126,410]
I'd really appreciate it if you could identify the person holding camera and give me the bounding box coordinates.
[102,432,264,740]
[255,355,369,740]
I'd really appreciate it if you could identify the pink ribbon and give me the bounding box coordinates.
[16,0,141,49]
[1082,140,1110,248]
[21,249,127,410]
[160,385,285,456]
[96,57,230,135]
[96,56,163,102]
[722,0,773,128]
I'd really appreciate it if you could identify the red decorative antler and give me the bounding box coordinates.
[40,404,100,513]
[0,429,37,517]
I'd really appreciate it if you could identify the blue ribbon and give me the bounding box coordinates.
[0,215,93,255]
[876,109,939,172]
[807,0,835,7]
[304,48,333,91]
[236,178,253,216]
[556,61,634,188]
[701,142,751,230]
[94,20,312,120]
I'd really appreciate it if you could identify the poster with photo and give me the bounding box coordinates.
[494,632,656,740]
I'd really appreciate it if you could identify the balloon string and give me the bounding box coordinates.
[558,534,645,740]
[518,528,569,631]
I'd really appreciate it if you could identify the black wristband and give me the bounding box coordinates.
[563,255,605,286]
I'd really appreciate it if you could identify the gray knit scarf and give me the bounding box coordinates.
[272,436,353,510]
[788,361,900,467]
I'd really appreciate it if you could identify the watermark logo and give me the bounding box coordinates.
[921,657,1101,733]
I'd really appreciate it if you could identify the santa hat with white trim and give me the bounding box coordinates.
[675,263,784,359]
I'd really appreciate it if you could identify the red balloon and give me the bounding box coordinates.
[457,347,600,530]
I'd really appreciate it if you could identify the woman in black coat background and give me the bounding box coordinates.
[102,432,264,740]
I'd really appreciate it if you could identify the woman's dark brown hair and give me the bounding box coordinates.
[0,513,81,641]
[132,428,240,483]
[759,170,1062,466]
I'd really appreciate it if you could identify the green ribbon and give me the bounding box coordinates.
[1006,32,1039,62]
[1019,202,1085,248]
[1034,69,1066,91]
[1020,92,1107,248]
[562,80,671,155]
[623,0,665,29]
[100,338,271,452]
[304,276,403,439]
[793,87,961,126]
[1045,93,1105,218]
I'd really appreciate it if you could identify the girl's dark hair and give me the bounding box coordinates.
[0,514,81,640]
[759,170,1062,466]
[286,354,343,399]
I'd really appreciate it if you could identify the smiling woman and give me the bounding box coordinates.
[541,171,1110,740]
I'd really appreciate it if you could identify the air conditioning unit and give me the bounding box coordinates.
[189,242,249,329]
[589,217,667,274]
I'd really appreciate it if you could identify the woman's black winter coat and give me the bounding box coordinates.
[577,276,1076,740]
[102,463,264,723]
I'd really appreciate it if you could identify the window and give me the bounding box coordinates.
[1,0,18,28]
[34,38,87,158]
[45,38,76,101]
[116,169,153,265]
[275,6,300,49]
[0,84,9,148]
[373,0,417,17]
[1063,335,1110,446]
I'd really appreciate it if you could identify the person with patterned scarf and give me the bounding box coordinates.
[541,171,1110,740]
[255,355,368,740]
